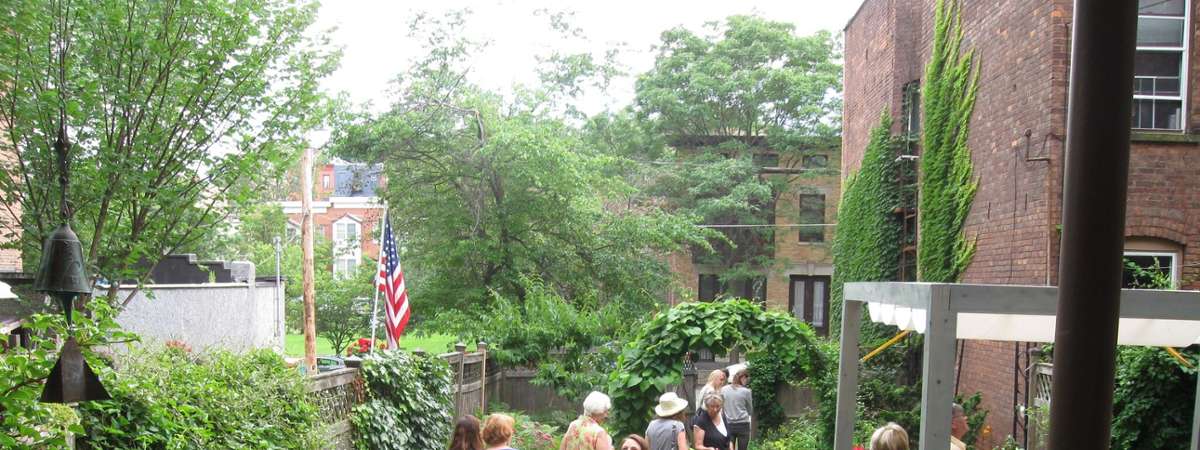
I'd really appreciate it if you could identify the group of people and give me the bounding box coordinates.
[867,403,970,450]
[445,364,755,450]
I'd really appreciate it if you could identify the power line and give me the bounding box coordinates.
[697,223,836,228]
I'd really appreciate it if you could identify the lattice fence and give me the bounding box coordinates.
[308,368,365,449]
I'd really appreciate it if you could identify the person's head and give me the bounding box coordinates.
[702,393,724,418]
[951,403,968,439]
[707,369,727,389]
[619,434,650,450]
[583,391,612,422]
[481,414,515,447]
[869,422,910,450]
[654,392,689,421]
[448,416,484,450]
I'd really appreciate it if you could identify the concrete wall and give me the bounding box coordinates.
[115,264,285,352]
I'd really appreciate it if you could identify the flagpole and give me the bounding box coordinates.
[368,204,387,353]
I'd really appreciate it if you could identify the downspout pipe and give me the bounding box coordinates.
[1046,2,1137,450]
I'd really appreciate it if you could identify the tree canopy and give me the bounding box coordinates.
[0,0,338,306]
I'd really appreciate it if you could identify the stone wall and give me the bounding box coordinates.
[115,260,285,352]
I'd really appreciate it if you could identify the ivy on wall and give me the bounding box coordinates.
[918,0,980,283]
[352,351,453,450]
[606,300,824,435]
[824,114,926,445]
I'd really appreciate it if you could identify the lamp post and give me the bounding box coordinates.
[38,129,110,403]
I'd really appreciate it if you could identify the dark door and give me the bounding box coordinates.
[789,275,831,335]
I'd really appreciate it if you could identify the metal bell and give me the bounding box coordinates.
[33,224,91,295]
[39,337,110,403]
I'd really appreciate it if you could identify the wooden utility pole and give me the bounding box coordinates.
[301,147,317,373]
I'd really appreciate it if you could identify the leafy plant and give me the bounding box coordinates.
[433,277,635,401]
[0,0,339,307]
[77,347,326,449]
[1110,346,1197,450]
[606,299,824,435]
[352,350,453,450]
[918,0,981,283]
[500,409,562,450]
[0,297,136,449]
[957,392,988,450]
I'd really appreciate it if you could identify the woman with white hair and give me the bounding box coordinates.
[560,391,614,450]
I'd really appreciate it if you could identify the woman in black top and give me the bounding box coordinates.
[693,393,733,450]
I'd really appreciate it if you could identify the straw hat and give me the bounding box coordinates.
[654,392,689,417]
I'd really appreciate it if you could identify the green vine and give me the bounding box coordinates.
[606,300,824,435]
[918,0,980,283]
[353,351,453,450]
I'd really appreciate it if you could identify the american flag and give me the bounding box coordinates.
[375,214,409,347]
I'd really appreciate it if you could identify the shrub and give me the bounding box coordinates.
[352,350,453,449]
[501,410,561,450]
[77,347,326,449]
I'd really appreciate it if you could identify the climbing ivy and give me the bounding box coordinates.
[824,114,925,445]
[918,0,980,283]
[830,113,902,329]
[352,351,453,450]
[606,300,825,435]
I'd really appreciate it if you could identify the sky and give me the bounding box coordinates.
[312,0,862,116]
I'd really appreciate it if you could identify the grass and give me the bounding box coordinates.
[284,332,458,357]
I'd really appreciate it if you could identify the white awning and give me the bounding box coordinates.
[869,304,1200,347]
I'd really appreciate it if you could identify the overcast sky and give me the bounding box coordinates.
[312,0,862,116]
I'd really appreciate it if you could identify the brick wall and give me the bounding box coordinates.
[845,0,1200,447]
[0,126,22,272]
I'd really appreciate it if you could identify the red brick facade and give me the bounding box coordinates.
[845,0,1200,446]
[280,163,386,273]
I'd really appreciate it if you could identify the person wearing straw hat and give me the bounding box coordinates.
[645,392,689,450]
[720,364,752,450]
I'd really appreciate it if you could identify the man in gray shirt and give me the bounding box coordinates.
[721,364,753,450]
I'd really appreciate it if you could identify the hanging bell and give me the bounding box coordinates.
[33,224,91,296]
[33,224,110,403]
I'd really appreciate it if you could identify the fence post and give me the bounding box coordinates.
[478,341,488,415]
[455,342,467,417]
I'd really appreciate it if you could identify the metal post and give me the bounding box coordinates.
[1047,2,1138,449]
[274,236,283,350]
[834,300,862,450]
[918,286,957,450]
[478,341,488,414]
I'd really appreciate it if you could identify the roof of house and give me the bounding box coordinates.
[333,164,383,198]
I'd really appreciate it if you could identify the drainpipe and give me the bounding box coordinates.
[1046,2,1137,450]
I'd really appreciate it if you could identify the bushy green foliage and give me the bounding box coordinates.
[77,348,325,449]
[1110,347,1197,449]
[830,113,902,328]
[501,409,562,450]
[756,413,875,450]
[958,392,989,450]
[353,350,453,450]
[918,0,980,283]
[0,297,134,449]
[434,277,633,401]
[607,300,824,435]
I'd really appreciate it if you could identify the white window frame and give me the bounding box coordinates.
[1123,250,1179,287]
[334,256,358,278]
[332,217,362,276]
[1134,0,1190,131]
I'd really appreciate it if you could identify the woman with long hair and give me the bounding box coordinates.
[449,415,484,450]
[696,369,727,406]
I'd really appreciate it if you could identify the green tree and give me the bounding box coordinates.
[631,15,842,292]
[918,0,980,282]
[333,12,710,318]
[0,0,339,308]
[316,262,375,355]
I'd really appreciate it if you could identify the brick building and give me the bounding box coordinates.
[280,161,385,276]
[844,0,1200,446]
[668,139,842,336]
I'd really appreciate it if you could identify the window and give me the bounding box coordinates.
[1122,251,1177,288]
[790,275,831,335]
[753,153,780,168]
[334,256,358,278]
[803,154,829,169]
[334,221,360,245]
[322,174,331,189]
[697,274,766,302]
[1133,0,1188,130]
[698,274,720,301]
[798,194,826,242]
